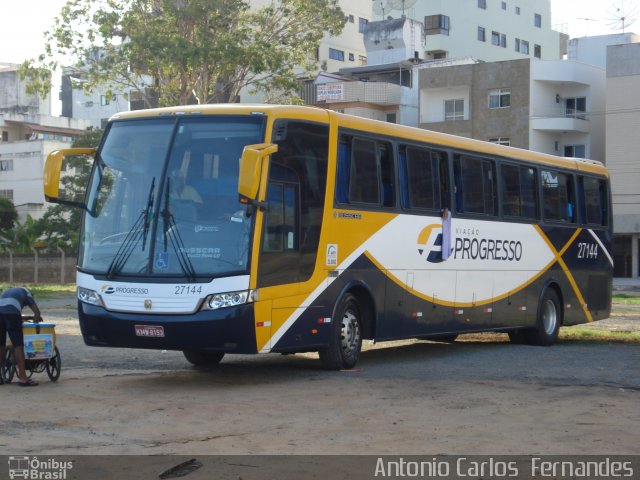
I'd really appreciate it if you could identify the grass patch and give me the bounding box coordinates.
[560,327,640,344]
[0,283,76,300]
[612,294,640,305]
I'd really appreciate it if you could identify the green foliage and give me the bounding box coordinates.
[31,0,345,105]
[0,197,18,234]
[18,61,52,99]
[0,215,44,254]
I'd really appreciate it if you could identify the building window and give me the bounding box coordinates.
[502,2,507,10]
[516,6,521,14]
[433,51,447,59]
[565,97,587,119]
[100,95,110,106]
[478,26,486,42]
[348,14,354,23]
[0,189,13,201]
[564,144,586,158]
[386,113,397,123]
[425,14,450,35]
[348,53,355,61]
[489,137,511,146]
[501,33,507,48]
[520,40,529,54]
[534,13,542,28]
[0,159,13,171]
[534,44,541,58]
[329,48,345,61]
[359,18,369,33]
[444,99,464,120]
[489,88,511,108]
[492,31,501,46]
[478,0,486,9]
[1,131,8,142]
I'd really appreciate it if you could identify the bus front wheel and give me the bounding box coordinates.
[183,351,225,366]
[526,288,562,346]
[319,294,363,370]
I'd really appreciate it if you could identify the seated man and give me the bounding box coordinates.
[170,169,203,204]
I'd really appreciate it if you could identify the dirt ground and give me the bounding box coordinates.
[1,292,639,458]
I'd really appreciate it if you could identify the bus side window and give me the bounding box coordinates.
[400,145,445,211]
[350,138,379,204]
[580,176,608,226]
[378,142,394,208]
[454,154,497,216]
[542,169,575,223]
[500,164,538,219]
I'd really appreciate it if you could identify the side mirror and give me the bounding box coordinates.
[238,143,278,208]
[44,148,96,208]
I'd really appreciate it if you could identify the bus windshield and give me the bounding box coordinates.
[79,115,265,279]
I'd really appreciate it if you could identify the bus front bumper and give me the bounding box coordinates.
[78,301,258,354]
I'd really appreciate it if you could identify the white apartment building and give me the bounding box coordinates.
[606,42,640,279]
[403,0,566,62]
[60,68,132,129]
[1,64,91,221]
[568,33,640,67]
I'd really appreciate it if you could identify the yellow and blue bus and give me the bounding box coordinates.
[44,105,612,369]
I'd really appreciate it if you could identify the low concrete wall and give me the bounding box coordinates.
[0,254,77,284]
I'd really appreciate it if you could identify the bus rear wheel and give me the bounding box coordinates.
[319,294,362,370]
[183,351,225,366]
[525,288,561,346]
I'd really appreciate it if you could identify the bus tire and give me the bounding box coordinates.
[525,288,561,346]
[183,351,225,366]
[319,294,362,370]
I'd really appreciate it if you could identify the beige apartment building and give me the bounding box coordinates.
[418,58,606,161]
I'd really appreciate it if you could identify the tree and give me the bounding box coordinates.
[0,197,18,234]
[0,215,44,254]
[31,0,345,106]
[37,129,103,253]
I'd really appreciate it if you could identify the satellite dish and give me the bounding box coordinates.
[387,0,417,17]
[372,0,385,18]
[605,0,639,32]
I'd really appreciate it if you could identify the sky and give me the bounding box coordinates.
[1,0,639,67]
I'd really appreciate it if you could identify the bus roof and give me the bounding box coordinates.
[110,104,608,177]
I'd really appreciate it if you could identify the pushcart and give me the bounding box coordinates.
[1,316,61,383]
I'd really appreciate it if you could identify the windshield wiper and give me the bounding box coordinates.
[106,178,155,279]
[141,177,155,251]
[161,178,197,282]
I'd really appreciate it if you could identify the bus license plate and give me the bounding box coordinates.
[135,325,165,337]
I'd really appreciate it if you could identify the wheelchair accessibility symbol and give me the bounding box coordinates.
[154,252,169,270]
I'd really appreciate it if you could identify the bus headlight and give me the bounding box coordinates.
[77,287,103,306]
[204,290,255,310]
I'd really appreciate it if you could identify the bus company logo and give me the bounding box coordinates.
[417,223,445,264]
[8,456,73,479]
[100,285,150,295]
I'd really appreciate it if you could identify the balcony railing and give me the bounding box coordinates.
[300,81,402,106]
